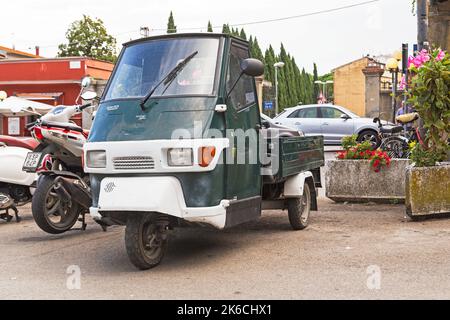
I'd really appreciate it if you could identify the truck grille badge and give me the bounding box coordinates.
[104,182,116,193]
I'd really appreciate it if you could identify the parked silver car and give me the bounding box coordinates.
[274,104,381,146]
[261,113,305,138]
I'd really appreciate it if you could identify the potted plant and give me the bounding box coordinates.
[326,135,410,203]
[404,48,450,219]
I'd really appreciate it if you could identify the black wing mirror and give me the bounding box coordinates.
[241,58,264,77]
[261,120,271,129]
[340,114,351,120]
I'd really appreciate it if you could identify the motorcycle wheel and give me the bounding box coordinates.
[32,175,81,234]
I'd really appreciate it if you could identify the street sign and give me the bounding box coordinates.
[263,101,273,110]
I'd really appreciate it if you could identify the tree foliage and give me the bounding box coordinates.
[58,15,117,63]
[167,11,177,33]
[408,48,450,165]
[207,21,213,32]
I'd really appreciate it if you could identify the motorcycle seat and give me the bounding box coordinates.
[380,125,404,135]
[0,135,39,150]
[396,113,419,125]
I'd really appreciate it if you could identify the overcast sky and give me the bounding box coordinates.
[1,0,417,74]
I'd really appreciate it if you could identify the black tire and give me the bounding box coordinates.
[357,130,380,149]
[125,213,168,270]
[288,182,311,230]
[31,175,80,234]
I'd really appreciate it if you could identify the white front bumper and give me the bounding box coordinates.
[91,176,230,230]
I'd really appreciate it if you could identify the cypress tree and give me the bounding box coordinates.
[167,11,177,33]
[207,21,213,32]
[312,63,319,103]
[222,24,231,34]
[239,28,247,40]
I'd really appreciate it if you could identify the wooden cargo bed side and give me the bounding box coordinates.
[278,136,324,179]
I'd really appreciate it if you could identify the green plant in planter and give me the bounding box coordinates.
[406,48,450,166]
[337,135,391,172]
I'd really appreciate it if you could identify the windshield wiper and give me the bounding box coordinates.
[139,51,199,110]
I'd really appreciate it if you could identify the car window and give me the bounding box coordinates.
[320,107,345,119]
[287,110,299,118]
[292,108,318,118]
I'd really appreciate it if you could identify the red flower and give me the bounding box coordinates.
[374,159,380,167]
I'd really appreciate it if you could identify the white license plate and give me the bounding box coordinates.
[22,152,42,172]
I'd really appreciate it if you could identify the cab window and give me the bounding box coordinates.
[227,43,256,110]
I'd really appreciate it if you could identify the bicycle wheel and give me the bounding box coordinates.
[380,137,409,159]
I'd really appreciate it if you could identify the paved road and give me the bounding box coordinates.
[1,199,450,300]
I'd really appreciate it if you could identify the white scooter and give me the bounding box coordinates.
[0,137,39,222]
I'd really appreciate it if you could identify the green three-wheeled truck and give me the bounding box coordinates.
[84,33,324,270]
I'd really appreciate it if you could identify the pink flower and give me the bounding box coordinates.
[399,75,407,90]
[436,49,445,61]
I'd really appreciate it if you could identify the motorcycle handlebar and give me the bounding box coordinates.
[79,103,92,111]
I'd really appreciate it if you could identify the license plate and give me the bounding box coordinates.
[22,152,42,172]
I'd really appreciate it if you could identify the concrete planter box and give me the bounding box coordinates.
[406,163,450,219]
[326,159,411,203]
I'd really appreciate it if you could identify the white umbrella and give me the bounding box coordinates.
[0,96,53,116]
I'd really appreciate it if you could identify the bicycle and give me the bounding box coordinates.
[373,113,423,159]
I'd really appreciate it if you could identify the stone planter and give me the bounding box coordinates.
[326,159,411,203]
[406,163,450,219]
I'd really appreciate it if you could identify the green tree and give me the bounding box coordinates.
[58,15,117,63]
[312,63,319,103]
[207,21,213,32]
[222,24,231,34]
[167,11,177,33]
[239,28,247,40]
[319,72,334,101]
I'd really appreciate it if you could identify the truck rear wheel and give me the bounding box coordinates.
[125,213,168,270]
[288,182,311,230]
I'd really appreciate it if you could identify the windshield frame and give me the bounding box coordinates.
[101,35,224,103]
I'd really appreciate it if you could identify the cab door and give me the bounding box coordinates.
[224,41,262,202]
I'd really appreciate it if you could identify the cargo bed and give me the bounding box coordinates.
[264,136,324,184]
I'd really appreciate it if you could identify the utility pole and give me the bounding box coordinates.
[417,0,428,51]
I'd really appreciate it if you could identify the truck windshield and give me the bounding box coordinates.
[104,38,220,101]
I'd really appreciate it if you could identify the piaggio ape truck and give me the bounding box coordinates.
[84,33,324,270]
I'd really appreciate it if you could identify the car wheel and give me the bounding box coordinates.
[357,130,380,149]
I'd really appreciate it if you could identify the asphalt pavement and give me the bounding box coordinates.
[1,198,450,300]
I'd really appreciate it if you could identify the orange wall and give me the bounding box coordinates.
[333,58,368,117]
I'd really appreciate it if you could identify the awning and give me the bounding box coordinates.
[0,96,53,116]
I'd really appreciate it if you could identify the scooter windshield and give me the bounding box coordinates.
[104,38,220,101]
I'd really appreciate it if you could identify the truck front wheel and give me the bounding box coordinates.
[288,182,311,230]
[125,213,168,270]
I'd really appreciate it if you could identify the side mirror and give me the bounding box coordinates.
[81,91,98,101]
[262,120,271,129]
[341,114,351,120]
[373,117,380,124]
[240,58,264,77]
[81,77,92,88]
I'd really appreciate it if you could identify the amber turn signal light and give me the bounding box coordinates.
[199,146,216,168]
